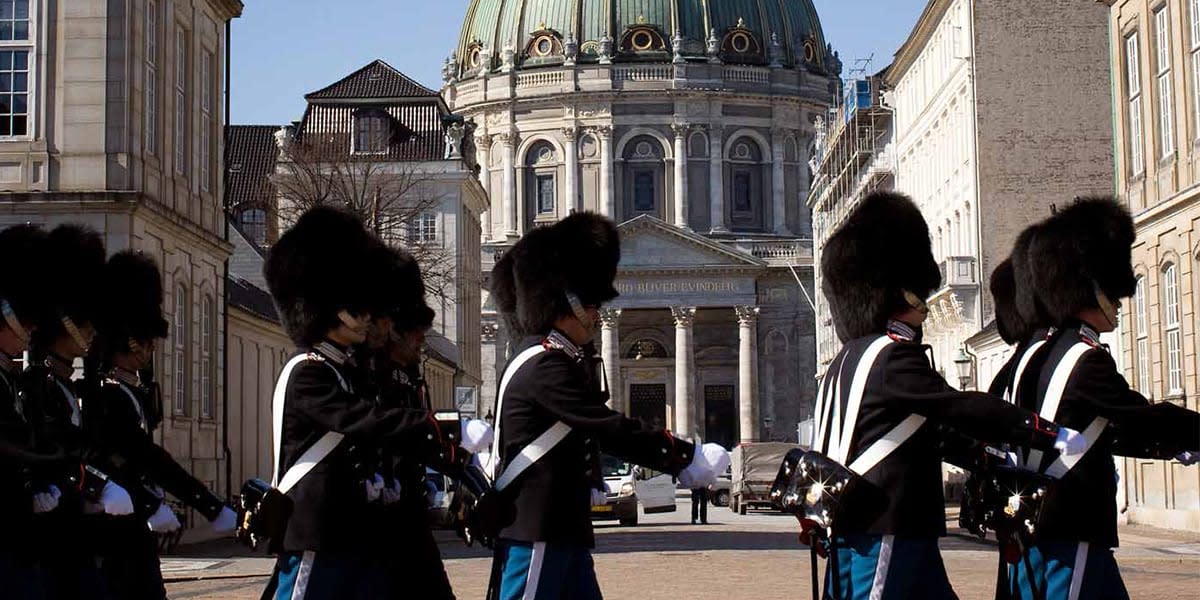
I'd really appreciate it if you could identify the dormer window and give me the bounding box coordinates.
[354,110,391,154]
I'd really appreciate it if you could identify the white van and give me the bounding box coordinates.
[591,454,677,526]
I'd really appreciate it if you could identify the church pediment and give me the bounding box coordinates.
[617,215,766,273]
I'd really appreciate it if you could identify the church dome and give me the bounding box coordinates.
[454,0,834,77]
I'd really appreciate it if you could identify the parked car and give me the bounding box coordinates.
[426,468,456,529]
[591,454,676,526]
[709,466,732,507]
[730,442,801,514]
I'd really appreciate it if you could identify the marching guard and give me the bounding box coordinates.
[23,224,136,600]
[1006,198,1200,600]
[485,212,729,600]
[808,192,1086,600]
[83,250,237,600]
[260,206,470,600]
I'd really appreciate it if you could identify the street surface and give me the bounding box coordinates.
[164,499,1200,599]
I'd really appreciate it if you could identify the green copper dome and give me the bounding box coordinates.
[454,0,834,76]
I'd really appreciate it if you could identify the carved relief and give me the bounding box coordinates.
[577,104,612,118]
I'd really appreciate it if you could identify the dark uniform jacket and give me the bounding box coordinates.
[82,369,225,524]
[274,342,439,554]
[820,322,1061,538]
[1014,323,1200,548]
[0,359,64,554]
[986,329,1053,399]
[495,331,695,548]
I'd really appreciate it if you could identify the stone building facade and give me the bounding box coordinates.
[0,0,243,513]
[1105,0,1200,531]
[447,0,836,445]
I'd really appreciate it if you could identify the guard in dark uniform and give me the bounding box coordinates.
[987,224,1056,401]
[261,207,464,600]
[1007,198,1200,600]
[486,212,729,600]
[0,224,61,600]
[83,250,237,600]
[23,224,136,600]
[815,192,1085,600]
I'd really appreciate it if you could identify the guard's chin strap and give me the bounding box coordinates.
[0,299,29,346]
[1094,284,1119,330]
[62,316,89,352]
[565,291,595,332]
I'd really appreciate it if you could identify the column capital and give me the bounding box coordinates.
[493,131,515,146]
[481,319,499,342]
[735,305,760,325]
[561,126,579,142]
[475,134,493,150]
[671,306,697,327]
[598,307,623,328]
[593,125,613,140]
[671,122,690,138]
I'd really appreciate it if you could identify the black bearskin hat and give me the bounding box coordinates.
[491,212,620,337]
[1028,197,1137,325]
[1010,223,1053,333]
[36,225,107,345]
[264,206,376,346]
[370,241,435,333]
[990,259,1026,346]
[95,251,170,345]
[0,224,53,327]
[821,192,941,342]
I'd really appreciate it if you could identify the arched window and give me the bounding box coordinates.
[523,141,557,229]
[239,207,267,246]
[1162,263,1183,395]
[200,295,214,419]
[727,136,766,231]
[173,282,189,416]
[1134,276,1150,394]
[625,338,668,360]
[621,135,666,220]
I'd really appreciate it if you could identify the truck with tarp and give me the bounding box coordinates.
[730,442,803,514]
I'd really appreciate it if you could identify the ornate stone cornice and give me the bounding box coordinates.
[671,306,697,327]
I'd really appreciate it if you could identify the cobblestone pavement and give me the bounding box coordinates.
[164,499,1200,599]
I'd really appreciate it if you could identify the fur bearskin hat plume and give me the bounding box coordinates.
[1009,223,1053,334]
[491,212,620,337]
[33,224,107,351]
[0,224,53,328]
[1028,197,1136,325]
[95,251,170,345]
[990,259,1027,346]
[264,205,377,346]
[369,240,435,333]
[821,192,941,342]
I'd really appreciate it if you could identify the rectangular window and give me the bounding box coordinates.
[1193,0,1200,139]
[200,296,213,419]
[1135,277,1150,394]
[173,284,187,416]
[1127,33,1144,176]
[353,113,389,154]
[174,26,186,175]
[1156,7,1175,158]
[535,174,555,214]
[733,171,753,212]
[0,1,30,139]
[1163,265,1183,394]
[633,170,655,212]
[410,212,437,244]
[145,1,157,156]
[200,50,212,191]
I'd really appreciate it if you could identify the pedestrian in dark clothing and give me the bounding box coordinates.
[690,487,708,524]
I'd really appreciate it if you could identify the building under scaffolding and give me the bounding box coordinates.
[808,69,896,375]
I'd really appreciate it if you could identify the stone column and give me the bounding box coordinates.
[597,126,614,219]
[771,128,791,235]
[599,308,622,412]
[672,307,697,438]
[476,134,493,241]
[497,132,517,238]
[736,306,760,444]
[563,127,579,213]
[709,127,726,232]
[671,123,689,229]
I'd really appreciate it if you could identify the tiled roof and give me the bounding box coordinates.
[226,222,279,324]
[296,102,449,162]
[225,125,280,212]
[305,60,439,100]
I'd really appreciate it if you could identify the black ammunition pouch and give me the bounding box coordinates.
[770,449,886,533]
[236,478,292,552]
[960,464,1052,548]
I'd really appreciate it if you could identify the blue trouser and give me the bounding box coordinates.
[270,551,383,600]
[489,539,603,600]
[823,534,957,600]
[1006,540,1129,600]
[0,554,46,600]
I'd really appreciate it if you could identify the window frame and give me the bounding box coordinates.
[1134,276,1151,395]
[352,111,390,155]
[1155,6,1175,159]
[239,207,268,245]
[200,294,214,419]
[200,49,213,192]
[172,282,189,416]
[145,1,158,156]
[410,211,438,244]
[0,0,33,140]
[1192,0,1200,141]
[174,24,187,176]
[1126,31,1145,176]
[534,173,555,215]
[1162,263,1184,395]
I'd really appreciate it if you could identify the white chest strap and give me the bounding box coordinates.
[488,344,573,492]
[1024,343,1107,478]
[56,380,81,428]
[118,383,148,433]
[271,353,348,494]
[1007,340,1048,404]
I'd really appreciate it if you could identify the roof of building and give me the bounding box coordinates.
[227,220,279,324]
[455,0,834,76]
[225,125,280,213]
[306,59,439,100]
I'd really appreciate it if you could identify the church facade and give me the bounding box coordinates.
[444,1,838,445]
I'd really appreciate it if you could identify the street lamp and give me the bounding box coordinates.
[953,347,973,390]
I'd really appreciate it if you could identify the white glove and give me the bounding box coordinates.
[147,503,181,533]
[460,418,494,454]
[381,479,403,505]
[32,485,61,514]
[1053,427,1087,457]
[100,480,135,516]
[1176,451,1199,466]
[678,443,731,489]
[209,506,237,534]
[590,487,608,507]
[365,474,385,503]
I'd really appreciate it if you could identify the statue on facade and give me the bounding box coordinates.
[564,33,578,66]
[501,44,515,73]
[672,30,686,64]
[274,124,295,154]
[769,32,783,68]
[445,122,465,160]
[706,28,720,63]
[599,33,613,65]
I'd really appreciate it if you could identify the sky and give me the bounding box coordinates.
[230,0,929,125]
